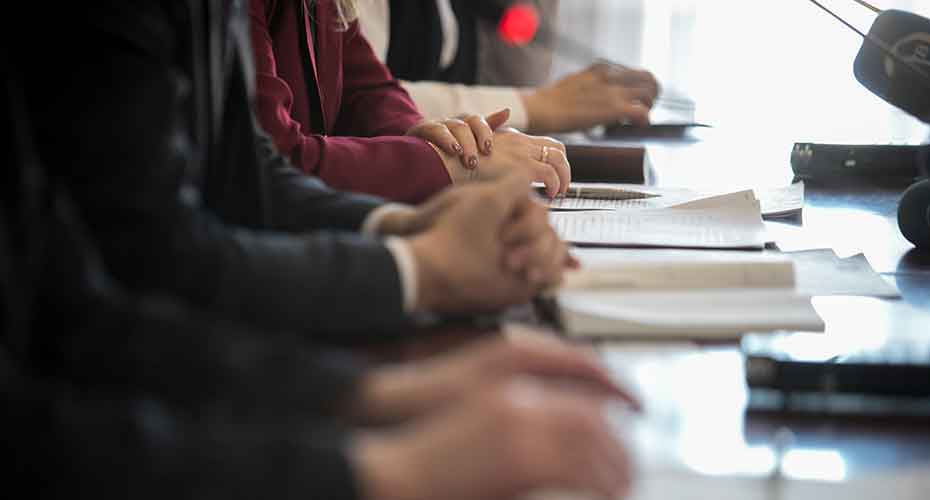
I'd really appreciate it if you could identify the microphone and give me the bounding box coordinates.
[806,0,930,122]
[806,0,930,250]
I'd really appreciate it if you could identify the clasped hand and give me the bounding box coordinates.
[377,171,575,314]
[407,109,571,198]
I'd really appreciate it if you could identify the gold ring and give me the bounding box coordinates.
[540,145,550,164]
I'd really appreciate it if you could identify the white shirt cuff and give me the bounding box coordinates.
[361,203,417,236]
[383,237,419,314]
[401,81,531,131]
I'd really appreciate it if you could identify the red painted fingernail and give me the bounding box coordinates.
[452,143,463,154]
[468,156,479,169]
[484,139,493,154]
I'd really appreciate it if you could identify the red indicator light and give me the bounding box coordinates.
[498,4,540,46]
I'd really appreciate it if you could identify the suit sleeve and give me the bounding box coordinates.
[249,0,451,203]
[7,385,362,500]
[21,3,412,338]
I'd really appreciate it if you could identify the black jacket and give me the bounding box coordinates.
[386,0,480,84]
[14,0,412,340]
[3,47,364,500]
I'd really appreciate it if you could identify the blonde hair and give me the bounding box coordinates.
[333,0,358,30]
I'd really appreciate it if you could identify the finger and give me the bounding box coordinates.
[620,102,651,128]
[485,108,511,131]
[566,253,581,270]
[462,114,495,156]
[411,122,463,157]
[541,237,570,286]
[481,170,534,223]
[506,342,640,407]
[540,146,571,196]
[511,228,559,285]
[550,393,630,496]
[588,445,626,499]
[624,86,659,109]
[445,119,480,169]
[601,432,634,498]
[505,239,556,289]
[591,61,629,82]
[534,135,567,155]
[600,65,651,87]
[501,200,548,246]
[625,69,661,98]
[530,158,562,198]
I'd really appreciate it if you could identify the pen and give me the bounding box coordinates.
[567,185,661,201]
[533,184,661,201]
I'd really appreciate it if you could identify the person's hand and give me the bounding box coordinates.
[433,125,571,198]
[353,335,640,424]
[406,109,511,169]
[407,171,570,313]
[354,379,635,500]
[522,62,661,134]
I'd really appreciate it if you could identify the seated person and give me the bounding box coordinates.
[249,0,570,202]
[358,0,663,134]
[16,1,572,343]
[1,61,636,500]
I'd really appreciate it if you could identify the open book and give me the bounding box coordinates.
[553,252,825,339]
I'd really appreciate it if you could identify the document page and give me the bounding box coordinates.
[755,182,805,218]
[561,252,795,290]
[557,288,825,339]
[788,250,900,298]
[544,183,804,218]
[550,207,767,249]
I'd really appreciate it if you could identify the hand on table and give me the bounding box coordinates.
[522,62,661,134]
[412,108,571,197]
[405,171,572,314]
[353,335,639,424]
[406,109,510,169]
[355,378,636,500]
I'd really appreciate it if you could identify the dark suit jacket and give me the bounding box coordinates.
[15,0,413,340]
[2,56,363,500]
[385,0,480,85]
[251,0,452,203]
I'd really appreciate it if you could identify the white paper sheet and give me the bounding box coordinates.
[787,250,901,298]
[545,183,804,219]
[557,288,825,339]
[550,207,767,249]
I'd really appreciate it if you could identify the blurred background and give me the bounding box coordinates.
[554,0,930,144]
[551,0,930,189]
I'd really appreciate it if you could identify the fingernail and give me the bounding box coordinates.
[452,143,463,154]
[484,139,493,154]
[468,156,479,169]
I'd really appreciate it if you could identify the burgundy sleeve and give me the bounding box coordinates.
[335,21,425,137]
[248,1,452,204]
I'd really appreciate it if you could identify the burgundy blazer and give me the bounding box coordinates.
[250,0,451,203]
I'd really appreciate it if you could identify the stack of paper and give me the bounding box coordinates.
[550,190,767,249]
[554,252,824,339]
[544,182,804,219]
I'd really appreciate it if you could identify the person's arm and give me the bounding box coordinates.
[6,383,363,500]
[21,2,412,338]
[335,21,429,137]
[248,0,451,203]
[400,80,532,130]
[355,1,533,130]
